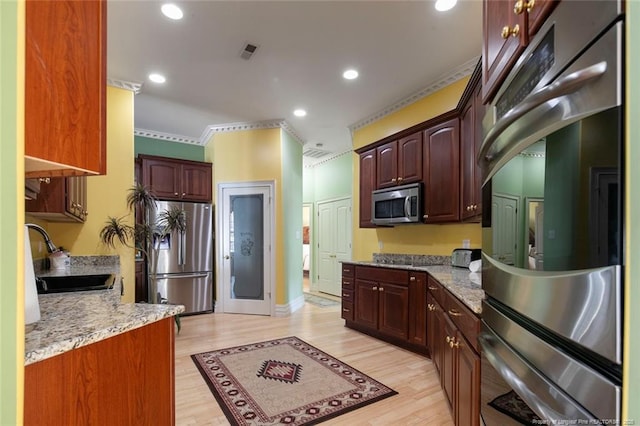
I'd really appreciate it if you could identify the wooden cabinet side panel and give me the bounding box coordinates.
[25,0,106,175]
[359,149,377,228]
[25,318,175,426]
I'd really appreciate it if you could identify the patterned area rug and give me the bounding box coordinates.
[191,336,397,425]
[303,292,340,307]
[488,390,541,424]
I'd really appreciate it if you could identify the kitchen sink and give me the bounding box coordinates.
[36,274,115,294]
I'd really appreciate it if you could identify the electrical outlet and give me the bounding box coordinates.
[462,239,470,248]
[378,241,383,250]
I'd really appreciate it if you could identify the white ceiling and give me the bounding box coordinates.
[107,0,483,165]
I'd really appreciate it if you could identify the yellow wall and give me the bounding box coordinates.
[27,87,136,302]
[204,128,289,304]
[352,77,481,261]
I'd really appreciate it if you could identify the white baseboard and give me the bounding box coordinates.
[274,294,305,317]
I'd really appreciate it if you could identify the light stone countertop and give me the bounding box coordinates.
[26,258,184,365]
[343,261,484,314]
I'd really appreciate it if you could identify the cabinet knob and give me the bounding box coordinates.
[501,24,520,39]
[514,0,535,14]
[397,177,403,182]
[466,206,471,211]
[445,335,452,343]
[427,303,435,311]
[373,286,378,291]
[174,192,179,196]
[83,210,88,217]
[423,214,429,219]
[182,192,186,197]
[391,178,397,183]
[38,177,50,184]
[449,338,460,349]
[409,276,416,281]
[473,205,478,210]
[379,287,384,292]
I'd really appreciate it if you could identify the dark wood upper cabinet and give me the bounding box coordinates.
[139,155,212,203]
[359,149,377,228]
[423,118,460,223]
[376,131,423,189]
[460,73,484,221]
[26,176,88,223]
[482,0,558,103]
[25,0,107,177]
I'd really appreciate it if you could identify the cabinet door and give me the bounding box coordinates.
[441,313,457,409]
[135,261,147,303]
[423,118,460,223]
[25,177,86,223]
[181,163,212,202]
[376,141,398,189]
[142,157,182,200]
[378,282,409,340]
[359,149,377,228]
[355,279,379,329]
[67,176,88,221]
[427,293,439,369]
[526,0,559,38]
[460,82,483,221]
[408,272,427,347]
[455,334,481,426]
[398,132,423,185]
[25,0,107,177]
[482,0,526,103]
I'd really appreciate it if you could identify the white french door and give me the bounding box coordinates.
[316,198,351,296]
[218,182,274,315]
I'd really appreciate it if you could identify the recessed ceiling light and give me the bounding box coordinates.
[435,0,457,12]
[161,3,183,20]
[343,69,359,80]
[148,73,166,84]
[293,109,307,117]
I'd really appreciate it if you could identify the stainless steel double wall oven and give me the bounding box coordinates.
[479,1,624,423]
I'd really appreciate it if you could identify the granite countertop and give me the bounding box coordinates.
[26,256,184,365]
[343,260,484,314]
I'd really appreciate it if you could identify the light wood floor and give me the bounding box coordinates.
[174,299,455,425]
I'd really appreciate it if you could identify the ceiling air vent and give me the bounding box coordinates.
[303,148,330,159]
[240,43,259,60]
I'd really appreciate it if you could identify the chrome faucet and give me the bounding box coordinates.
[25,223,58,253]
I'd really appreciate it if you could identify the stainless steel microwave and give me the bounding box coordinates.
[371,182,422,225]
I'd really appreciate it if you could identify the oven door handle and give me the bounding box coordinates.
[478,328,596,421]
[478,61,607,166]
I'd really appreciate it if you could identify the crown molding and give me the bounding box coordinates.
[303,149,353,168]
[134,119,305,146]
[107,78,143,94]
[348,56,480,133]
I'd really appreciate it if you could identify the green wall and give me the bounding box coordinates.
[281,131,303,304]
[625,2,639,421]
[135,135,205,161]
[304,153,353,202]
[0,1,21,423]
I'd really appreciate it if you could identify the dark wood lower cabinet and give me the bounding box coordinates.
[135,259,147,302]
[24,318,175,426]
[342,263,480,426]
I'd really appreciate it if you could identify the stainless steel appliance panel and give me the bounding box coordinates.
[483,254,622,364]
[151,200,183,274]
[482,302,621,421]
[156,272,213,314]
[181,202,213,273]
[479,19,623,184]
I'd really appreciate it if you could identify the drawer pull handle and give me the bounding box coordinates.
[343,308,350,313]
[342,293,349,298]
[448,309,463,317]
[428,286,438,291]
[344,269,351,273]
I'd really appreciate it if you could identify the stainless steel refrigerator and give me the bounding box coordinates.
[149,201,214,314]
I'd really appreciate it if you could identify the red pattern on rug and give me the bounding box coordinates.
[191,336,398,425]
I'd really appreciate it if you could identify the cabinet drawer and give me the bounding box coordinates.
[342,277,353,290]
[356,265,408,285]
[341,301,354,321]
[427,276,446,307]
[341,289,354,303]
[342,263,355,278]
[445,292,480,353]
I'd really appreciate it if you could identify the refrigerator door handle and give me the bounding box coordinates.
[180,230,187,265]
[155,273,209,280]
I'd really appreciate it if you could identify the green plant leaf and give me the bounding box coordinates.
[99,217,135,249]
[158,206,187,235]
[126,183,157,213]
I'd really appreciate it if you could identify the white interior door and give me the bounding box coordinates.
[316,198,351,296]
[219,183,273,315]
[492,194,518,265]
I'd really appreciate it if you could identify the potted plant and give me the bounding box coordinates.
[99,183,186,327]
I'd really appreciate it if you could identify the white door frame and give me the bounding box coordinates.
[216,181,275,316]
